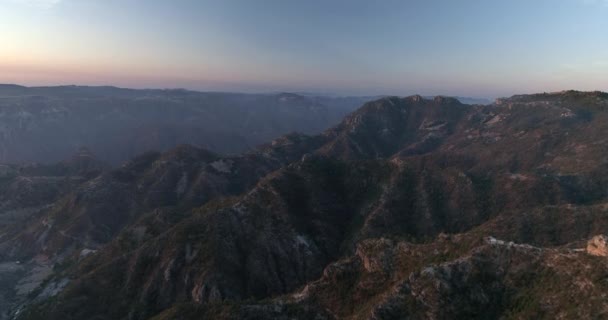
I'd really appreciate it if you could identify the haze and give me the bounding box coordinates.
[1,0,607,97]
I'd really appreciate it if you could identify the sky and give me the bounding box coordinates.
[1,0,607,98]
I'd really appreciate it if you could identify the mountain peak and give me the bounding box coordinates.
[319,95,468,159]
[407,94,425,103]
[433,95,462,105]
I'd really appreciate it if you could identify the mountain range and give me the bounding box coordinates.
[0,85,380,164]
[1,90,608,319]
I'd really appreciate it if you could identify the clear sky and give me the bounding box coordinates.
[1,0,607,97]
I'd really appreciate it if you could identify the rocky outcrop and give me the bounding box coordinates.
[586,235,608,256]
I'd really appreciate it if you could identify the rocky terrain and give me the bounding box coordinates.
[0,85,376,164]
[2,90,608,319]
[0,148,105,318]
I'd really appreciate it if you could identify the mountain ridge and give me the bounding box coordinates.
[2,90,608,319]
[0,85,377,165]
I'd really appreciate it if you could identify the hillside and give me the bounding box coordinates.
[2,91,608,319]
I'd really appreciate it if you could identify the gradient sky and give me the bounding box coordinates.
[1,0,607,97]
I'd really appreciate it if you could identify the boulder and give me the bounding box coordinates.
[586,235,608,257]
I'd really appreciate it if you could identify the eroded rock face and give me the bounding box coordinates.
[587,235,608,256]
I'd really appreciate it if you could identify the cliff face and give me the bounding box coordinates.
[5,91,608,319]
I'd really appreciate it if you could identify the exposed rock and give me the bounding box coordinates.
[586,235,608,256]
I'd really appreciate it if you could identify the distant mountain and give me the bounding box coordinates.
[423,95,492,105]
[3,91,608,319]
[0,85,374,165]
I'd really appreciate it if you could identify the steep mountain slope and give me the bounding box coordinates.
[6,91,608,319]
[0,149,106,319]
[0,85,372,164]
[0,135,329,320]
[319,96,469,159]
[0,133,329,260]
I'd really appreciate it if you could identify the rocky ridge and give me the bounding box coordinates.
[2,91,608,319]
